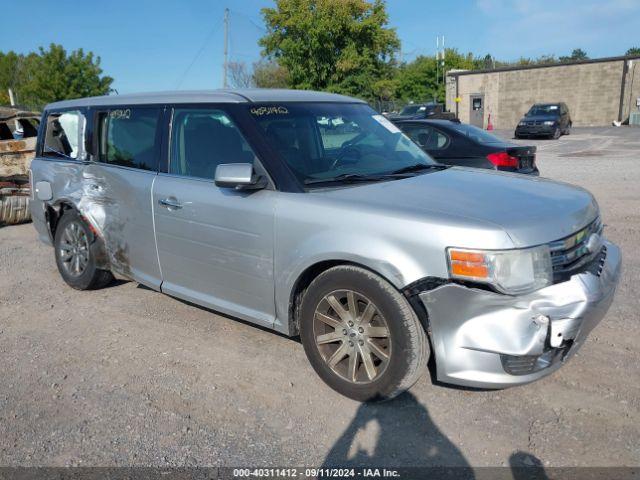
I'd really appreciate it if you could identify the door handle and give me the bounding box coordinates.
[158,198,183,209]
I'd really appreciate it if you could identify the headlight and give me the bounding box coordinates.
[518,121,526,126]
[447,245,553,295]
[543,120,555,125]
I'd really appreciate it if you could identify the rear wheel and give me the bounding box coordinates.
[54,211,114,290]
[300,265,429,402]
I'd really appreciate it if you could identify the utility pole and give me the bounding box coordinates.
[441,35,446,86]
[436,35,445,101]
[436,36,440,89]
[223,7,229,88]
[8,88,16,106]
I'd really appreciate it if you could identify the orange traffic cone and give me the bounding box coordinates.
[486,113,494,131]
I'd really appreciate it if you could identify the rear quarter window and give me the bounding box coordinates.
[98,107,161,171]
[42,110,85,160]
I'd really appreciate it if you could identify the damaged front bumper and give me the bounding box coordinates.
[419,240,621,388]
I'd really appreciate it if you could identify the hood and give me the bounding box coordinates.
[521,114,559,122]
[312,167,598,248]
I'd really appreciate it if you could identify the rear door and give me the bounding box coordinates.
[87,106,164,288]
[152,107,276,327]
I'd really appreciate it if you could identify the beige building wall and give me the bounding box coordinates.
[446,57,640,129]
[621,59,640,122]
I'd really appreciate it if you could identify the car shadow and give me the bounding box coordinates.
[105,278,129,288]
[321,392,552,480]
[321,392,475,478]
[509,451,550,480]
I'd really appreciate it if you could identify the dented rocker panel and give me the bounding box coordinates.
[419,240,621,388]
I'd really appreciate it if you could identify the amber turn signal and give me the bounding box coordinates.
[448,249,489,279]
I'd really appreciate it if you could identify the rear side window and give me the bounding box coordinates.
[98,108,161,171]
[402,125,449,150]
[170,108,256,180]
[448,123,503,145]
[43,111,84,159]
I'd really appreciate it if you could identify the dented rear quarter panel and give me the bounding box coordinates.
[30,157,162,289]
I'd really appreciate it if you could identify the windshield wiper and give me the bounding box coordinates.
[388,163,448,175]
[304,165,449,186]
[304,173,388,186]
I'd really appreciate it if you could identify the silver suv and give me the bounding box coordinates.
[30,90,621,401]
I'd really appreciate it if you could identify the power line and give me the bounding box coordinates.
[173,19,223,89]
[228,9,266,32]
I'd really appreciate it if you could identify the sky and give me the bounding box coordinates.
[2,0,639,94]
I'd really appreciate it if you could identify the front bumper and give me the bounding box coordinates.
[419,240,621,388]
[515,125,556,136]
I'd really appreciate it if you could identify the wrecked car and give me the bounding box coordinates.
[29,90,621,401]
[0,108,40,225]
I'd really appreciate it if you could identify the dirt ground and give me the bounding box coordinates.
[0,127,638,469]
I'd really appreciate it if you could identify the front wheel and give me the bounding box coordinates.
[300,265,430,402]
[552,126,561,139]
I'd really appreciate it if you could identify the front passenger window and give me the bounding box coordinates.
[170,109,257,180]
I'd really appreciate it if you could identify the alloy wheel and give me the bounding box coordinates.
[58,220,90,277]
[313,289,391,384]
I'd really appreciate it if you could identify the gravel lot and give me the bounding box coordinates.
[1,127,639,469]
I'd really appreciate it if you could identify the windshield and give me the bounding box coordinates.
[400,104,435,115]
[527,104,560,116]
[447,123,504,145]
[248,103,436,185]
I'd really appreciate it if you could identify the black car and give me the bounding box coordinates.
[386,102,456,121]
[396,119,538,175]
[515,102,572,139]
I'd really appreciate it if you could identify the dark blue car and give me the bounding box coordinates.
[515,103,572,139]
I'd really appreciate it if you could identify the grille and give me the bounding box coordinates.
[548,218,604,281]
[501,342,572,376]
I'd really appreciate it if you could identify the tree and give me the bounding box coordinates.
[394,49,480,103]
[0,44,113,109]
[259,0,399,100]
[559,48,588,62]
[626,47,640,56]
[227,61,254,88]
[482,54,494,70]
[252,59,290,88]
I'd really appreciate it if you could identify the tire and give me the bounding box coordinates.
[0,195,31,225]
[565,122,572,135]
[552,126,561,139]
[54,210,114,290]
[299,265,430,402]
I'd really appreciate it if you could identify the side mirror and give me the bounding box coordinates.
[214,163,266,190]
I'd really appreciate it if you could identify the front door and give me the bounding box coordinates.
[470,94,484,128]
[152,107,276,327]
